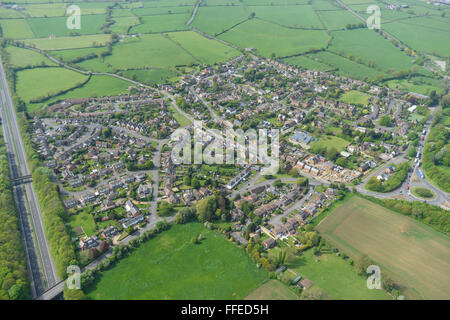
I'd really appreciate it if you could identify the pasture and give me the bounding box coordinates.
[16,67,88,103]
[168,31,241,65]
[129,13,190,34]
[28,14,106,37]
[103,34,195,69]
[283,55,334,71]
[193,5,249,36]
[219,19,330,57]
[86,223,268,299]
[24,34,112,50]
[5,46,56,68]
[316,196,450,299]
[0,19,35,39]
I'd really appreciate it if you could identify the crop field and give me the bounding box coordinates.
[103,34,195,70]
[316,196,450,300]
[16,67,89,103]
[219,19,330,57]
[245,280,299,300]
[86,223,268,299]
[167,31,241,65]
[5,46,56,68]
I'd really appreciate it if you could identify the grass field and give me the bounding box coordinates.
[193,5,249,36]
[38,75,131,109]
[167,31,241,65]
[5,46,56,68]
[16,67,88,103]
[104,34,195,70]
[340,90,370,106]
[69,212,96,237]
[328,29,416,73]
[316,195,450,299]
[28,14,106,37]
[283,55,334,71]
[219,19,330,57]
[251,5,323,29]
[86,223,268,299]
[245,280,300,300]
[411,187,435,199]
[311,51,385,80]
[129,13,190,33]
[287,249,390,300]
[311,135,350,152]
[24,34,112,50]
[0,19,35,39]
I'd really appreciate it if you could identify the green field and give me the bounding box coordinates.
[193,5,249,36]
[316,196,450,299]
[86,223,268,299]
[16,67,88,103]
[5,46,56,68]
[28,14,106,37]
[103,34,195,70]
[219,19,330,57]
[251,5,323,29]
[288,249,390,300]
[340,90,370,106]
[69,212,96,237]
[283,55,334,71]
[311,135,350,152]
[38,75,131,109]
[168,31,241,65]
[0,19,35,39]
[245,280,300,300]
[24,34,112,50]
[411,187,436,199]
[129,13,190,33]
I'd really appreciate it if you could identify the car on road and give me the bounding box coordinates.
[405,184,409,190]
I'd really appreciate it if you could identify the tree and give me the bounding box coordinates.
[196,196,217,222]
[378,115,393,127]
[8,284,26,300]
[63,288,86,300]
[354,254,373,275]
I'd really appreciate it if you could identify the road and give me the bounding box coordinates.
[0,57,59,297]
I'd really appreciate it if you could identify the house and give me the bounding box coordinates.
[289,131,314,149]
[262,237,277,249]
[125,200,140,217]
[122,214,145,229]
[137,183,152,199]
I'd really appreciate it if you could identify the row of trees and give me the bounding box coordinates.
[361,194,450,236]
[422,109,449,192]
[18,113,77,279]
[0,133,29,300]
[366,162,410,193]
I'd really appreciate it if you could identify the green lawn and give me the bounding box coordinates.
[340,90,370,106]
[86,223,268,299]
[288,249,391,300]
[69,212,96,237]
[311,135,350,152]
